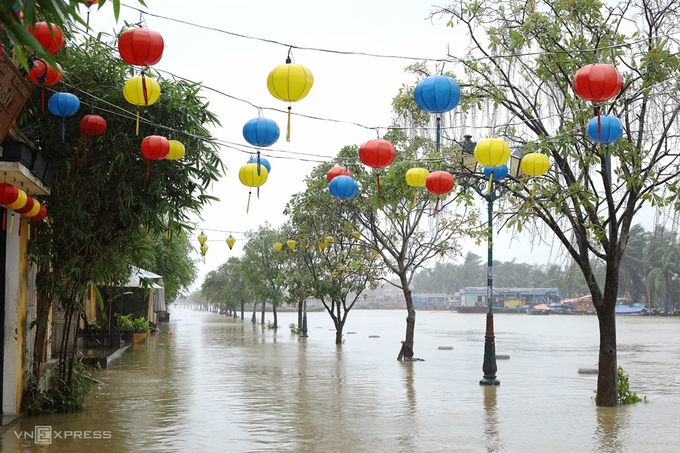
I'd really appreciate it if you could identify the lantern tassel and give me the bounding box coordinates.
[2,211,5,230]
[257,151,261,176]
[246,190,252,213]
[377,172,382,198]
[412,188,418,208]
[62,119,65,142]
[597,107,601,143]
[532,180,536,199]
[286,106,291,142]
[136,109,140,136]
[257,186,260,199]
[336,198,339,208]
[27,222,30,241]
[487,173,494,195]
[434,198,440,216]
[436,117,441,153]
[337,202,343,223]
[8,214,13,234]
[146,159,150,179]
[18,217,22,236]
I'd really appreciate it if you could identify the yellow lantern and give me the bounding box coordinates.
[318,240,327,251]
[286,239,296,251]
[352,231,361,241]
[405,167,429,206]
[198,231,207,246]
[239,163,269,213]
[474,138,510,167]
[167,140,185,160]
[26,200,41,218]
[274,242,283,252]
[226,235,236,250]
[267,57,314,142]
[520,153,550,176]
[521,153,550,198]
[164,230,172,241]
[200,245,208,263]
[6,189,27,210]
[123,75,161,135]
[324,236,334,245]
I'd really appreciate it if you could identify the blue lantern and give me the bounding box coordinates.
[329,175,358,222]
[483,165,509,181]
[243,118,280,147]
[48,92,80,142]
[587,115,623,144]
[246,156,271,173]
[329,175,359,200]
[413,75,461,153]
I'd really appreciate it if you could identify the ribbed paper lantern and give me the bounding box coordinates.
[426,170,455,216]
[15,195,35,214]
[405,167,429,187]
[329,175,359,200]
[118,28,165,66]
[359,139,396,198]
[141,135,170,177]
[28,60,62,86]
[414,75,461,113]
[48,92,80,142]
[226,235,236,250]
[483,165,509,181]
[267,58,314,141]
[30,203,47,222]
[327,166,352,182]
[166,140,186,160]
[243,118,280,147]
[246,156,271,174]
[6,189,27,210]
[573,64,622,103]
[287,239,296,251]
[80,114,107,136]
[474,138,510,167]
[587,115,623,144]
[26,200,42,218]
[27,22,65,54]
[520,153,550,176]
[239,163,269,213]
[0,183,19,205]
[123,76,161,134]
[274,242,283,252]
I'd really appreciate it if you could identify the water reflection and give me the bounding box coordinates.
[483,386,503,452]
[594,406,629,453]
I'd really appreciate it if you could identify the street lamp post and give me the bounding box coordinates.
[459,136,522,386]
[301,299,308,337]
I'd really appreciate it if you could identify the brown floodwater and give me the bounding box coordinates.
[1,308,679,452]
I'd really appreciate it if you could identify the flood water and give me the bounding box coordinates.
[1,308,679,452]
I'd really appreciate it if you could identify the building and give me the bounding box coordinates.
[458,287,565,308]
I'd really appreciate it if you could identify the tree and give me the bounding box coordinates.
[241,224,287,327]
[338,129,475,360]
[22,32,223,411]
[434,0,680,405]
[1,0,146,69]
[284,165,381,344]
[143,231,197,303]
[201,257,252,318]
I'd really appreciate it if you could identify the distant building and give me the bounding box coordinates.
[459,287,565,308]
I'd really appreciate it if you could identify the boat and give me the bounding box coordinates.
[527,303,551,315]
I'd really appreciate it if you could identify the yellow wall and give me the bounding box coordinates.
[504,299,526,308]
[15,219,30,414]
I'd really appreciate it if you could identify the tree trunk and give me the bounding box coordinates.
[397,273,415,360]
[334,318,345,345]
[260,300,265,325]
[273,306,278,328]
[298,301,303,330]
[240,299,244,320]
[596,302,618,406]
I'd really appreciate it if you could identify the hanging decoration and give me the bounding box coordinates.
[573,64,622,148]
[85,0,100,29]
[286,239,297,251]
[14,194,35,237]
[141,135,170,177]
[413,75,461,152]
[274,242,283,252]
[267,51,314,141]
[80,114,107,148]
[243,117,280,148]
[474,138,510,194]
[167,140,186,160]
[520,153,550,198]
[352,231,361,241]
[405,167,429,206]
[329,175,359,221]
[198,231,208,262]
[123,75,161,135]
[327,166,352,183]
[47,92,80,142]
[118,28,165,67]
[6,188,27,234]
[226,235,236,250]
[586,115,623,144]
[359,139,396,198]
[425,170,454,216]
[28,60,62,110]
[27,22,65,54]
[200,245,208,263]
[239,162,269,213]
[0,182,19,231]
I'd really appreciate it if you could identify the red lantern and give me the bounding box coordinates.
[30,204,47,222]
[359,139,396,197]
[327,166,352,183]
[426,171,454,216]
[80,115,107,136]
[28,60,62,86]
[118,29,165,67]
[141,135,170,177]
[0,183,19,205]
[573,64,622,103]
[15,195,35,214]
[27,23,65,54]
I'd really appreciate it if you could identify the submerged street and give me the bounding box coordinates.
[2,309,679,452]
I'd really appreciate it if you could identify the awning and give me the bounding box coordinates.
[153,278,166,312]
[126,266,163,288]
